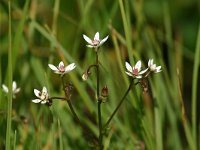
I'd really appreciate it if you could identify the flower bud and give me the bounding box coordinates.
[82,70,91,81]
[64,83,73,99]
[100,85,108,102]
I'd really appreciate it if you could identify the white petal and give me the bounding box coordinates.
[135,75,142,79]
[99,35,109,46]
[139,68,149,75]
[125,71,133,77]
[41,100,47,104]
[2,84,9,93]
[42,87,47,94]
[54,71,63,74]
[125,62,133,73]
[34,89,40,97]
[94,32,99,41]
[65,63,76,73]
[58,61,64,68]
[83,35,92,44]
[86,45,94,48]
[155,66,162,73]
[32,99,41,103]
[12,81,17,91]
[48,64,59,71]
[14,88,20,94]
[150,64,157,71]
[135,61,141,70]
[148,59,151,67]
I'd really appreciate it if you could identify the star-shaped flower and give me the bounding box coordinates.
[148,59,162,73]
[83,32,109,48]
[2,81,20,98]
[125,61,148,78]
[32,87,49,104]
[48,61,76,75]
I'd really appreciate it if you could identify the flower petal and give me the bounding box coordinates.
[125,62,133,73]
[125,71,133,77]
[65,63,76,73]
[14,88,20,94]
[148,59,153,67]
[83,35,92,44]
[135,75,142,79]
[155,66,162,73]
[12,81,17,91]
[32,99,41,103]
[42,87,47,94]
[94,32,99,41]
[58,61,64,68]
[2,84,9,93]
[139,68,149,75]
[86,45,94,48]
[41,100,47,104]
[135,60,141,70]
[48,64,59,72]
[34,89,40,97]
[99,35,109,46]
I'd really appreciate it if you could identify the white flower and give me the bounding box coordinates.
[148,59,162,73]
[2,81,20,98]
[83,32,109,48]
[125,61,148,78]
[48,61,76,75]
[32,87,49,104]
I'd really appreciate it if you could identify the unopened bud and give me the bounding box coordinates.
[100,85,108,102]
[82,70,91,81]
[64,83,73,99]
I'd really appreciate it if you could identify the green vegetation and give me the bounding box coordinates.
[0,0,199,149]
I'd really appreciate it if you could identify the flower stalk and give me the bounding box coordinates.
[95,49,103,150]
[103,79,134,129]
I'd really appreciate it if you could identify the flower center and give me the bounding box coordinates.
[92,39,100,46]
[133,69,139,75]
[59,65,65,72]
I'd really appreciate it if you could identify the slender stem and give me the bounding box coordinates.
[66,100,81,123]
[50,97,66,101]
[96,50,103,149]
[103,79,134,129]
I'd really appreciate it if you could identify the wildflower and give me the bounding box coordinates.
[148,59,162,73]
[2,81,20,98]
[125,61,148,78]
[32,86,49,104]
[48,61,76,75]
[83,32,109,48]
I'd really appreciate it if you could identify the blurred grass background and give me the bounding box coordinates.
[0,0,200,149]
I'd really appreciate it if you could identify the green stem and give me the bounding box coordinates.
[96,50,103,150]
[6,1,12,150]
[66,100,81,123]
[50,97,66,101]
[103,79,134,129]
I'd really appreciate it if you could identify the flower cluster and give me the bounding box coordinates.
[32,61,76,105]
[125,59,161,78]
